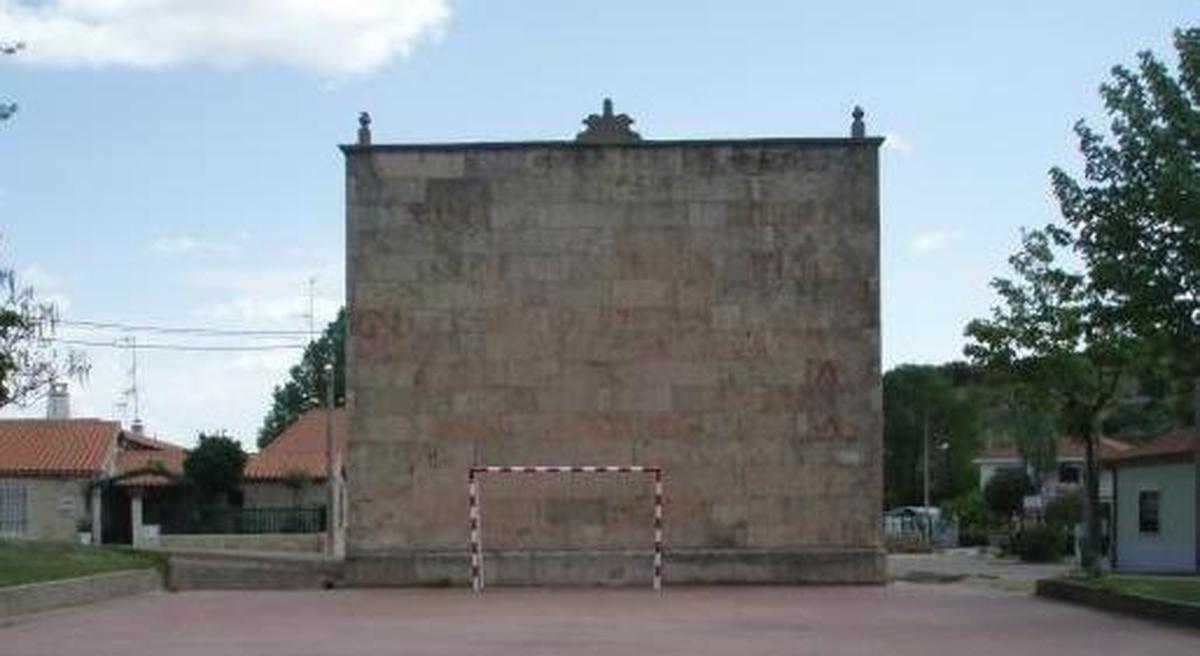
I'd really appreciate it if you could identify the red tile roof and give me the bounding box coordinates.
[976,436,1132,461]
[0,419,120,477]
[1103,428,1199,466]
[245,409,346,481]
[119,430,181,452]
[115,440,186,487]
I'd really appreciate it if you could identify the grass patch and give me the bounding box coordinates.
[1086,575,1200,607]
[0,540,166,588]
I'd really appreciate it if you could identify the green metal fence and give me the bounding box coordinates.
[160,506,326,535]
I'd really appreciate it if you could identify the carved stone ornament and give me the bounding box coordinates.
[576,98,642,144]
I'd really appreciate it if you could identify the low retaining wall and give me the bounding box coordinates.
[0,570,161,619]
[167,551,338,590]
[1036,578,1200,629]
[157,533,323,554]
[166,547,884,590]
[344,547,887,587]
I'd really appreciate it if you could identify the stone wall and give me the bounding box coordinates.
[0,569,160,619]
[0,477,88,542]
[344,137,883,583]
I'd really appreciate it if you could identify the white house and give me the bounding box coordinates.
[974,436,1133,504]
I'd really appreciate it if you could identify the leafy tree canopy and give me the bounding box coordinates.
[1049,26,1200,418]
[0,259,87,408]
[183,433,247,501]
[258,308,345,448]
[963,26,1200,568]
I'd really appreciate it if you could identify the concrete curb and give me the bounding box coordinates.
[0,569,162,620]
[1036,578,1200,630]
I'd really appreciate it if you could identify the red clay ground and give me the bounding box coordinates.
[2,583,1197,655]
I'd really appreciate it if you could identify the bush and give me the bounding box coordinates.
[958,526,991,547]
[1012,524,1063,562]
[1045,490,1083,528]
[942,489,991,547]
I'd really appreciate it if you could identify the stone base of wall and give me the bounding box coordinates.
[167,551,338,590]
[0,570,161,620]
[343,547,886,587]
[156,533,324,554]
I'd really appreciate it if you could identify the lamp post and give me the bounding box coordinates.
[324,361,336,558]
[921,413,950,546]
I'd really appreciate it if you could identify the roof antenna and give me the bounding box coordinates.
[119,336,141,429]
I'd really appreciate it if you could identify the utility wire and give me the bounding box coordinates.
[55,338,307,352]
[59,319,311,338]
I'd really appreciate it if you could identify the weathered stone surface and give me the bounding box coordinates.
[344,135,883,583]
[0,570,160,618]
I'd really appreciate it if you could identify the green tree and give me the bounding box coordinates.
[258,308,345,448]
[965,229,1143,571]
[1049,27,1200,423]
[883,364,983,508]
[0,261,87,407]
[983,468,1032,522]
[183,433,247,503]
[1009,402,1058,491]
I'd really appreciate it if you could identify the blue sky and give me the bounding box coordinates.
[0,1,1195,447]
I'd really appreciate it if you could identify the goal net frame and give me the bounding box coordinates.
[468,465,664,593]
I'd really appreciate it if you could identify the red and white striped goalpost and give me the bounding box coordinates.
[468,465,664,593]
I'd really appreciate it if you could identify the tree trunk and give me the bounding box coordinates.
[1080,426,1101,573]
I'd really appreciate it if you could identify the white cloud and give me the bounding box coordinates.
[882,132,912,154]
[185,254,342,325]
[148,235,239,256]
[911,230,956,253]
[0,0,451,74]
[191,294,339,324]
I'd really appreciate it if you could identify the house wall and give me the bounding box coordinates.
[345,138,883,584]
[1114,461,1197,572]
[976,458,1113,500]
[0,477,89,542]
[242,481,328,509]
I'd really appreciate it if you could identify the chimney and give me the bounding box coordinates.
[46,382,70,419]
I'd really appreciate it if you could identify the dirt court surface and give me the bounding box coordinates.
[2,584,1197,655]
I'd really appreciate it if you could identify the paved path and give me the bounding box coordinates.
[1,584,1196,655]
[889,549,1073,591]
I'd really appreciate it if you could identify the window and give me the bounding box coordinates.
[1058,463,1081,484]
[0,480,28,535]
[1138,490,1160,534]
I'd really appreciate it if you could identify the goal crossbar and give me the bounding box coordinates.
[468,465,664,593]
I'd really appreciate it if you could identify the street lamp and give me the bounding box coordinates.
[922,422,951,545]
[324,361,336,559]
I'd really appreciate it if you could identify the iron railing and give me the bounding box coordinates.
[159,506,326,535]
